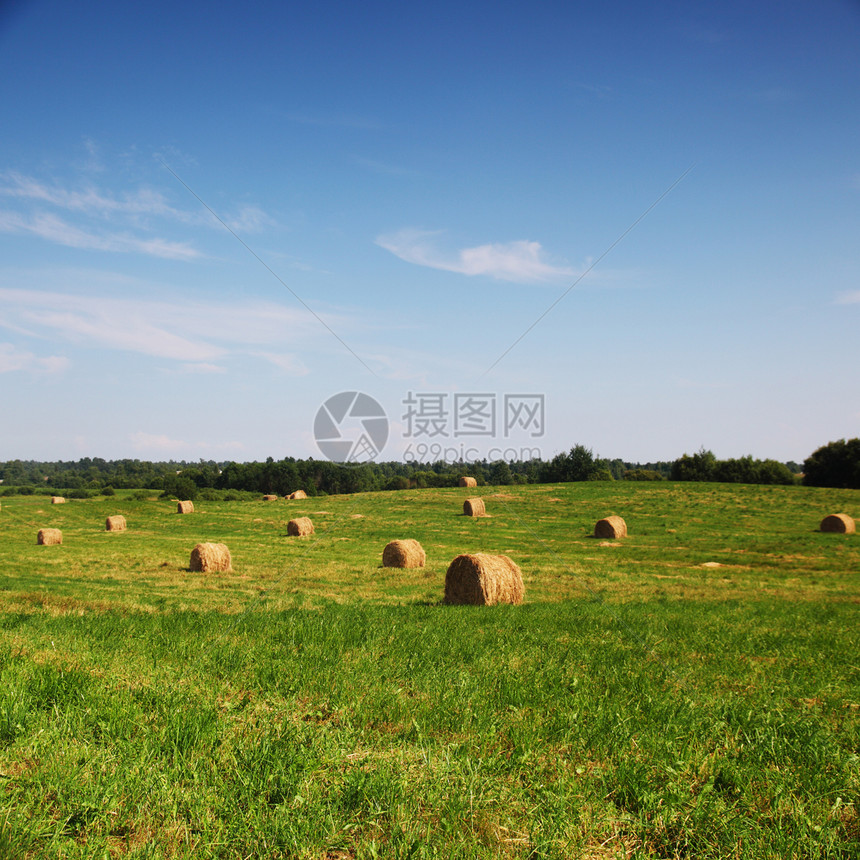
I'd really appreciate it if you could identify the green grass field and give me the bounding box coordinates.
[0,483,858,858]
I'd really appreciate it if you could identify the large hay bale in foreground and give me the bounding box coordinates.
[287,517,314,536]
[463,497,486,517]
[444,553,524,606]
[459,476,477,487]
[177,500,194,514]
[262,494,278,501]
[820,513,856,534]
[37,528,62,545]
[382,539,426,568]
[595,515,627,539]
[189,542,232,572]
[288,490,308,500]
[105,515,126,532]
[51,496,65,505]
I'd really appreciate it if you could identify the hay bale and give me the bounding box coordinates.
[820,513,856,534]
[288,490,308,500]
[382,539,426,568]
[594,515,627,539]
[177,500,194,514]
[37,528,62,545]
[463,497,486,517]
[287,517,314,536]
[262,494,278,501]
[105,515,126,532]
[51,496,65,505]
[189,542,232,572]
[444,553,524,606]
[459,476,477,487]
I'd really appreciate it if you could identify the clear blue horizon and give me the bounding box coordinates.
[1,0,858,466]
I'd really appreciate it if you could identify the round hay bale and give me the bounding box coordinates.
[262,494,278,501]
[594,515,627,539]
[382,539,426,568]
[189,542,232,572]
[820,513,856,534]
[463,497,486,517]
[51,496,65,505]
[459,476,477,487]
[288,490,308,500]
[177,500,194,514]
[37,528,62,545]
[444,553,524,606]
[105,515,126,532]
[287,516,314,536]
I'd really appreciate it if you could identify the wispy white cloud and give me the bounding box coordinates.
[253,352,310,375]
[0,342,68,374]
[0,210,201,260]
[129,430,245,455]
[375,229,576,283]
[0,287,338,364]
[835,290,860,305]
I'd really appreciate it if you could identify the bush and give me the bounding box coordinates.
[624,469,664,481]
[101,486,116,496]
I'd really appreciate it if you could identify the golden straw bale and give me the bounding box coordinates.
[594,515,627,539]
[463,497,486,517]
[444,553,524,606]
[37,528,62,545]
[177,500,194,514]
[288,490,308,500]
[189,542,232,572]
[105,515,126,532]
[459,476,477,487]
[820,513,856,534]
[51,496,65,505]
[287,517,314,536]
[382,539,426,568]
[262,494,278,501]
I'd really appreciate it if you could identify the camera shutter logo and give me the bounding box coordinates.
[314,391,389,463]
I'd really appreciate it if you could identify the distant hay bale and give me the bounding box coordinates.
[820,513,856,534]
[177,500,194,514]
[459,476,477,487]
[382,539,426,568]
[37,528,62,546]
[262,494,278,501]
[288,490,308,500]
[463,497,486,517]
[51,496,65,505]
[444,553,524,606]
[189,542,232,572]
[105,515,126,532]
[287,517,314,536]
[594,515,627,539]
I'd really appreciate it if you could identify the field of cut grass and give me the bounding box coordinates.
[0,482,858,858]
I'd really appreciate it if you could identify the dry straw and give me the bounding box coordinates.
[463,497,486,517]
[595,515,627,539]
[51,496,65,505]
[37,528,62,545]
[288,490,308,500]
[459,476,477,487]
[287,517,314,536]
[189,542,233,572]
[105,515,126,532]
[177,500,194,514]
[382,539,426,568]
[820,513,856,534]
[262,494,278,501]
[444,553,524,606]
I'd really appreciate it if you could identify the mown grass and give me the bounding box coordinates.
[0,482,858,858]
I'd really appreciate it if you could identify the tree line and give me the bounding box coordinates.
[2,439,855,496]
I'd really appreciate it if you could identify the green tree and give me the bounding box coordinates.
[803,438,860,489]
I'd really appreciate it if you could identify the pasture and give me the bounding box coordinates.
[0,482,857,858]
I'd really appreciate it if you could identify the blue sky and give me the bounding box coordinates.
[1,0,858,465]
